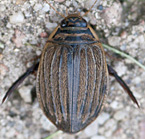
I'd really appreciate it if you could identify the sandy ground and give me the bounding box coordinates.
[0,0,145,139]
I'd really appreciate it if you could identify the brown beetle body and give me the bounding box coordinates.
[2,9,139,134]
[36,14,109,133]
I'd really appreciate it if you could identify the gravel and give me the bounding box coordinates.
[113,110,128,121]
[9,12,25,24]
[97,112,110,125]
[19,85,33,103]
[91,135,106,139]
[84,119,98,137]
[0,0,145,139]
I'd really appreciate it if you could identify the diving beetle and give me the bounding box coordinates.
[2,0,139,133]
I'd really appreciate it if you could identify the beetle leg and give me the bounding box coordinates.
[105,51,121,61]
[107,65,140,108]
[1,62,39,104]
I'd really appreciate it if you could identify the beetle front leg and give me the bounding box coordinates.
[107,64,140,108]
[1,62,39,104]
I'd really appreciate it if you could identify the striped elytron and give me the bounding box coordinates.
[37,14,109,133]
[2,13,139,134]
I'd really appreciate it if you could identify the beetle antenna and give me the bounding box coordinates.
[66,8,68,16]
[83,0,101,17]
[45,0,66,18]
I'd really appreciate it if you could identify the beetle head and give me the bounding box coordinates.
[60,14,87,28]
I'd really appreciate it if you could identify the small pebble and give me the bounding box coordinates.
[0,42,4,49]
[140,121,145,139]
[84,119,98,137]
[91,135,106,139]
[114,62,127,76]
[110,101,123,110]
[45,22,58,31]
[97,112,110,125]
[0,5,6,12]
[114,110,127,121]
[9,12,25,24]
[108,36,121,47]
[34,3,42,11]
[42,3,50,12]
[98,5,103,11]
[54,0,65,2]
[101,2,122,26]
[5,128,16,138]
[19,86,33,103]
[0,64,8,77]
[104,119,117,137]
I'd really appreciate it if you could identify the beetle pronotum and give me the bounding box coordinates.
[2,0,139,133]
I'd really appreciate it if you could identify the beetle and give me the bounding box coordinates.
[2,0,139,133]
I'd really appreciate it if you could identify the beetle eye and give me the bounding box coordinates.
[61,23,66,27]
[61,20,68,27]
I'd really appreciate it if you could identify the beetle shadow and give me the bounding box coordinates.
[31,86,37,103]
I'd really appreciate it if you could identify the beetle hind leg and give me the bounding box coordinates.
[1,62,39,104]
[107,64,140,108]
